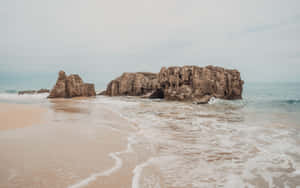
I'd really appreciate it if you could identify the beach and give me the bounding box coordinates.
[0,99,152,188]
[2,0,300,186]
[0,87,300,188]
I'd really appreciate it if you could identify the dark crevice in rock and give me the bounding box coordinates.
[149,89,165,99]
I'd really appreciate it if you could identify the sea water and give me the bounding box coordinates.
[94,83,300,188]
[0,82,300,188]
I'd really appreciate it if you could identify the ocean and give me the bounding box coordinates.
[0,82,300,187]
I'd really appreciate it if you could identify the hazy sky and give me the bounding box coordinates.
[1,0,300,89]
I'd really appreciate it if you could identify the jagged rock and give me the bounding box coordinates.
[48,71,96,98]
[106,72,159,96]
[37,89,50,94]
[104,65,244,104]
[18,90,36,95]
[158,65,244,102]
[81,83,96,97]
[18,89,50,95]
[48,71,67,98]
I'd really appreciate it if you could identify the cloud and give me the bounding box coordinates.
[0,0,300,86]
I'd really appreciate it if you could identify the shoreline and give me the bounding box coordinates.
[0,99,150,188]
[1,93,299,187]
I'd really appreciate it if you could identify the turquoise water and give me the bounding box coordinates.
[244,83,300,106]
[244,83,300,123]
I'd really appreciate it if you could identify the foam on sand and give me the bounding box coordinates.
[68,134,136,188]
[0,93,48,104]
[132,157,157,188]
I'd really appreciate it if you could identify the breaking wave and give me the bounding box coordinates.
[0,92,48,104]
[95,95,300,188]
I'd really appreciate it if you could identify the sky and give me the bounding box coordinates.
[1,0,300,89]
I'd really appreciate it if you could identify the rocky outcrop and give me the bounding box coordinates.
[37,89,50,94]
[106,72,159,96]
[48,71,96,98]
[18,89,50,95]
[18,90,36,95]
[104,66,244,103]
[158,66,244,103]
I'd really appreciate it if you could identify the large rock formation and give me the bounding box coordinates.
[158,66,244,103]
[104,66,244,103]
[48,71,96,98]
[106,72,159,96]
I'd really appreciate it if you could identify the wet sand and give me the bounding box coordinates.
[1,96,300,188]
[0,99,148,188]
[0,103,46,131]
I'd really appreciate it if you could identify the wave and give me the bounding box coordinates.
[252,98,300,107]
[207,97,247,110]
[132,158,158,188]
[67,134,136,188]
[4,89,18,94]
[283,99,300,104]
[208,97,300,111]
[88,95,300,187]
[68,152,123,188]
[0,93,48,103]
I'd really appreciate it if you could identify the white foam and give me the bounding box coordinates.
[84,95,300,188]
[223,175,244,188]
[93,97,140,131]
[292,170,300,176]
[0,93,48,102]
[132,158,156,188]
[68,152,122,188]
[94,96,139,108]
[208,97,217,104]
[7,169,17,181]
[67,134,136,188]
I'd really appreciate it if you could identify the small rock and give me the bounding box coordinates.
[195,95,212,104]
[18,90,36,95]
[37,89,50,94]
[48,71,96,98]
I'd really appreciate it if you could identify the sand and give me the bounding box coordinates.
[0,103,46,131]
[0,99,149,188]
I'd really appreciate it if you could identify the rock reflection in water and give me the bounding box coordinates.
[48,99,91,114]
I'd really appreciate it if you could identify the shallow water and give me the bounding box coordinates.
[95,94,300,188]
[0,83,300,188]
[93,83,300,188]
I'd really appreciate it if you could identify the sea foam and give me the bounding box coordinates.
[67,134,136,188]
[0,93,48,103]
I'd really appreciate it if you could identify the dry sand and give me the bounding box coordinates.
[0,103,46,131]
